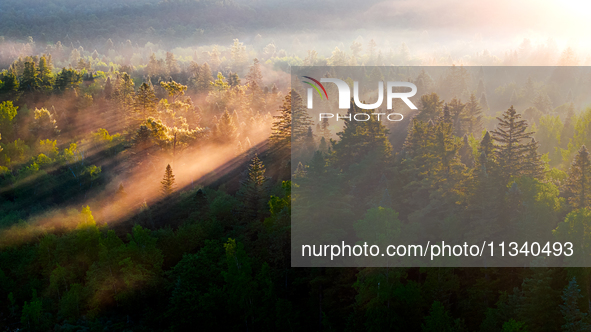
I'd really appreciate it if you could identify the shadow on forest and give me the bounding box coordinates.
[0,138,281,247]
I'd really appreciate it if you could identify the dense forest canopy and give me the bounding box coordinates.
[2,0,591,331]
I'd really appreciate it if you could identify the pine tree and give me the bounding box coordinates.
[103,77,113,99]
[447,98,466,137]
[431,119,461,176]
[214,110,238,143]
[318,136,329,153]
[271,90,310,150]
[476,79,486,98]
[533,93,553,114]
[415,93,444,122]
[54,68,81,93]
[459,134,474,168]
[0,101,18,140]
[403,118,433,159]
[38,55,53,91]
[564,145,591,209]
[134,82,158,119]
[523,137,545,178]
[560,277,591,332]
[161,164,176,196]
[518,268,562,332]
[160,80,187,102]
[491,106,539,180]
[1,68,19,93]
[321,116,331,139]
[113,72,135,115]
[230,39,247,70]
[480,92,489,114]
[464,93,483,136]
[245,58,263,93]
[475,130,497,176]
[20,61,40,91]
[165,52,180,76]
[146,53,160,77]
[197,63,213,92]
[332,101,392,170]
[302,126,316,160]
[228,72,241,87]
[562,108,576,149]
[69,49,81,66]
[116,183,127,198]
[238,154,268,219]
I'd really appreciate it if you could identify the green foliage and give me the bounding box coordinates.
[564,146,591,209]
[238,154,269,220]
[53,68,81,93]
[354,207,401,247]
[161,80,187,101]
[502,319,528,332]
[134,82,158,119]
[518,268,563,332]
[491,106,543,180]
[0,101,18,140]
[422,301,465,332]
[166,240,225,330]
[560,277,591,332]
[31,107,58,138]
[536,114,563,164]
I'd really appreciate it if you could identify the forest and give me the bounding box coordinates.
[2,2,591,330]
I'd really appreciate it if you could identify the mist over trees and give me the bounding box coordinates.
[2,1,591,331]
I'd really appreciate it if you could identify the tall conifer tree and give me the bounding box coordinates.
[564,145,591,209]
[161,164,176,196]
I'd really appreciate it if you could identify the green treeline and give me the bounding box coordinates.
[2,47,591,331]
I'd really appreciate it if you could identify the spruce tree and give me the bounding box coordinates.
[245,58,263,93]
[321,116,331,139]
[523,137,545,178]
[565,145,591,209]
[431,119,461,176]
[333,101,391,169]
[518,268,562,332]
[238,154,268,219]
[214,110,238,143]
[459,134,474,168]
[447,97,465,137]
[165,52,180,76]
[228,72,240,87]
[302,126,316,160]
[103,77,113,99]
[415,92,444,122]
[318,136,329,153]
[464,93,483,136]
[161,164,176,196]
[271,90,310,150]
[480,92,489,114]
[116,183,127,198]
[560,277,590,332]
[197,63,213,92]
[491,106,540,180]
[479,131,495,160]
[113,72,135,115]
